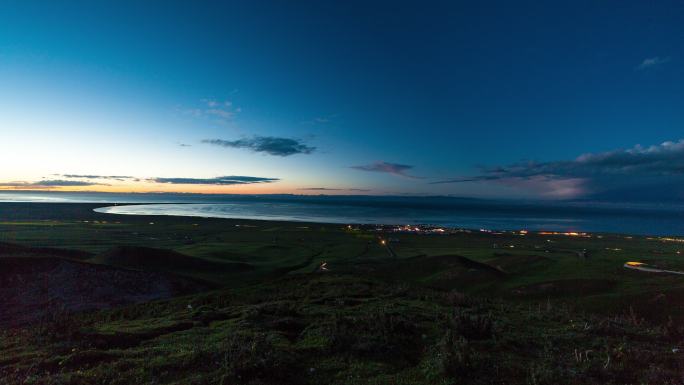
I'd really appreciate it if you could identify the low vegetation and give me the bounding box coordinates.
[1,203,684,384]
[2,274,683,384]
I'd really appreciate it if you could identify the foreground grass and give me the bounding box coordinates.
[2,273,683,385]
[3,203,684,383]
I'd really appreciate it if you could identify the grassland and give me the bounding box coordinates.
[1,203,684,384]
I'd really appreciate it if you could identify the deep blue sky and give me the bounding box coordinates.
[1,1,683,200]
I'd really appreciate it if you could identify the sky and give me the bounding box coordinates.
[1,0,684,201]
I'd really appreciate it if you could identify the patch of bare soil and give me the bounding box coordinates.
[0,257,207,328]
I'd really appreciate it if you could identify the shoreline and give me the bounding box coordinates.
[0,201,682,237]
[92,202,684,237]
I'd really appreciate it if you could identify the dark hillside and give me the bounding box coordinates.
[91,245,254,273]
[2,273,682,384]
[0,256,207,328]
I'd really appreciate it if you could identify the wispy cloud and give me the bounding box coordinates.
[59,174,134,181]
[0,180,106,188]
[351,161,419,178]
[636,56,670,70]
[40,180,106,186]
[182,99,241,123]
[202,136,316,156]
[298,187,371,192]
[434,175,587,199]
[149,176,279,185]
[302,114,337,125]
[433,139,684,200]
[1,174,279,189]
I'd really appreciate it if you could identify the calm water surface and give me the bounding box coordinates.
[1,191,682,235]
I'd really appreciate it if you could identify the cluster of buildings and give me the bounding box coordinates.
[656,237,684,244]
[348,224,599,238]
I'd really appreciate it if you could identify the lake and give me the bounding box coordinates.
[1,191,683,235]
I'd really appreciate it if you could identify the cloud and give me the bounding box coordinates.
[2,174,278,189]
[149,176,279,185]
[0,180,106,188]
[182,99,241,123]
[205,108,235,119]
[636,56,670,70]
[482,175,587,199]
[351,161,418,178]
[40,180,105,186]
[202,136,316,156]
[60,174,134,181]
[302,114,337,125]
[298,187,371,192]
[433,139,684,200]
[177,143,192,147]
[433,174,586,199]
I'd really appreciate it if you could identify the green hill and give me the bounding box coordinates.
[91,245,254,274]
[2,273,682,385]
[336,254,506,290]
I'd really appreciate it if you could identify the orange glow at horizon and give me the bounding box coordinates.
[0,182,369,195]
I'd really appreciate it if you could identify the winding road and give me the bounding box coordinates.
[623,262,684,275]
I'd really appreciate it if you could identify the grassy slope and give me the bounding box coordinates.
[2,203,684,383]
[2,274,683,384]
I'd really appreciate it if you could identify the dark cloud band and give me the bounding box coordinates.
[60,174,134,181]
[203,136,315,156]
[351,161,418,178]
[0,180,105,188]
[298,187,371,192]
[149,176,279,185]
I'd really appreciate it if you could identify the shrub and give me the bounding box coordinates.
[422,329,477,384]
[327,309,421,362]
[217,332,300,384]
[31,303,82,344]
[450,309,495,340]
[443,290,469,307]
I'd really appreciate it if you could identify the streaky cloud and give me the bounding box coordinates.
[636,56,670,70]
[351,161,419,178]
[298,187,371,192]
[60,174,134,181]
[150,176,280,185]
[0,180,106,188]
[182,99,241,123]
